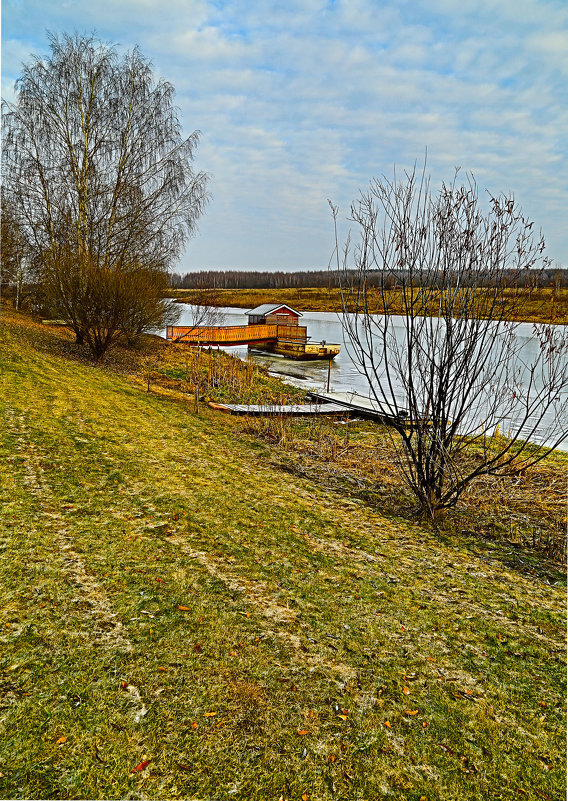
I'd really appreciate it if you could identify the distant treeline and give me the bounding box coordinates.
[169,270,341,289]
[169,267,568,290]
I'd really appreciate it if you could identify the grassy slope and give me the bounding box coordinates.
[0,314,566,801]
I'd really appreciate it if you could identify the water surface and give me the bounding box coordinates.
[173,305,568,449]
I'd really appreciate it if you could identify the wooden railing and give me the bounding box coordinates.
[166,324,307,346]
[276,325,308,342]
[275,325,307,342]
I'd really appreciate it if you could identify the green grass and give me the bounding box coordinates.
[0,311,566,800]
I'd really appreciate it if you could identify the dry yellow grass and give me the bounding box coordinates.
[168,286,568,324]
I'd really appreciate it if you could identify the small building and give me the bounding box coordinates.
[246,303,302,327]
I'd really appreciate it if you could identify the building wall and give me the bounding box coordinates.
[266,310,299,326]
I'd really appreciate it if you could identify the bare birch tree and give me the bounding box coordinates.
[2,33,208,359]
[332,165,568,519]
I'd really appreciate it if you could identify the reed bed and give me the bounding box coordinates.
[169,286,568,324]
[142,344,305,408]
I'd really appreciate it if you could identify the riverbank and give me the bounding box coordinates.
[167,286,568,325]
[1,307,566,800]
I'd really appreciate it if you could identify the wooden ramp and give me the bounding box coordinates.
[306,390,410,422]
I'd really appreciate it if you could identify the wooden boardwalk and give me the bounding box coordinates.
[208,402,351,416]
[208,392,418,425]
[166,323,307,346]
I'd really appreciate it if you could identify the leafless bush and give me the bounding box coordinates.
[332,163,568,519]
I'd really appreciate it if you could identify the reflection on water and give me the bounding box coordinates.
[172,305,567,449]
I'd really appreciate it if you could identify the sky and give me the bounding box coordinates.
[2,0,567,272]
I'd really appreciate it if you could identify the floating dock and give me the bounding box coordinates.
[166,302,340,361]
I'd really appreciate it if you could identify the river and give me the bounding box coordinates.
[172,305,568,450]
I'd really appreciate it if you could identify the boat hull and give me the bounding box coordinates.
[252,341,340,360]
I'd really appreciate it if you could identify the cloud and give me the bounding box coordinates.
[2,0,567,268]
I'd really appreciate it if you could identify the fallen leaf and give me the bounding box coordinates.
[308,709,314,718]
[539,701,546,708]
[177,605,191,611]
[453,690,477,702]
[194,643,202,652]
[191,722,198,729]
[158,666,166,672]
[422,721,428,728]
[337,714,347,721]
[130,759,150,773]
[404,710,419,716]
[298,730,309,735]
[203,711,216,717]
[328,754,336,763]
[402,686,411,695]
[56,736,67,745]
[384,720,392,728]
[302,793,308,801]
